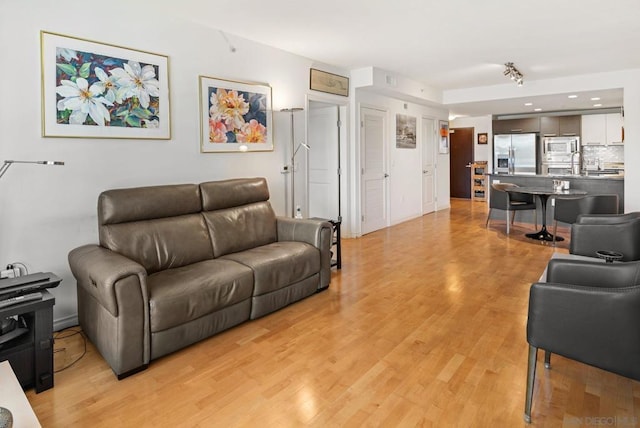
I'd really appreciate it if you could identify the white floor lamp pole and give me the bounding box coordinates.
[281,108,303,217]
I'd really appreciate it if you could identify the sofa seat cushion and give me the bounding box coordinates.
[220,241,320,296]
[147,259,254,332]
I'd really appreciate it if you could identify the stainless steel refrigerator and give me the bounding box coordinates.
[493,133,538,175]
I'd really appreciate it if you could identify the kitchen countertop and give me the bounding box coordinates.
[486,172,625,219]
[490,173,624,180]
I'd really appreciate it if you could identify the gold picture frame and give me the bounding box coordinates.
[40,31,171,139]
[199,76,273,153]
[310,68,349,97]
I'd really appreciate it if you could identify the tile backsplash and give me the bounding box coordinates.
[582,145,624,170]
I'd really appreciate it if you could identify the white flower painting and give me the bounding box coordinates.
[41,31,170,139]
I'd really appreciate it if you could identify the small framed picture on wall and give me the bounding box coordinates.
[477,133,488,144]
[438,121,449,154]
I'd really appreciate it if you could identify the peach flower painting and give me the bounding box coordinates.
[200,76,272,152]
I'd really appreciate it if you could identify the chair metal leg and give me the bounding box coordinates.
[507,211,514,234]
[485,208,492,228]
[505,211,509,234]
[552,220,558,246]
[524,345,538,423]
[544,350,551,369]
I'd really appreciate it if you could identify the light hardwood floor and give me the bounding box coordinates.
[26,199,640,427]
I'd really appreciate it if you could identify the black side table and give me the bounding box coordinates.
[0,290,55,392]
[311,217,342,269]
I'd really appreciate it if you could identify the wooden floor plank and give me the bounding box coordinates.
[24,199,640,426]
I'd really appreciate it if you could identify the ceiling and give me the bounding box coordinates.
[169,0,639,117]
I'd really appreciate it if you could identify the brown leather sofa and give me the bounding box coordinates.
[68,178,333,378]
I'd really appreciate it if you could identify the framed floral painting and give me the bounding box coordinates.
[199,76,273,153]
[40,31,170,139]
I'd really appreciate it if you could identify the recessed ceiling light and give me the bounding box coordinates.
[524,102,533,106]
[591,97,601,101]
[593,103,603,107]
[534,108,542,112]
[568,95,578,99]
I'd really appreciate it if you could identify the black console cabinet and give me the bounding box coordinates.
[0,290,55,392]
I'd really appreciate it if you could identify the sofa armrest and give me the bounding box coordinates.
[277,217,333,288]
[68,244,148,317]
[276,217,330,246]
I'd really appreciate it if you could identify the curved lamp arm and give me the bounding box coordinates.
[293,142,310,157]
[0,160,65,180]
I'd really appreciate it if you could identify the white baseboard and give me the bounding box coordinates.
[54,314,79,332]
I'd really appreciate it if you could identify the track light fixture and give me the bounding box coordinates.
[504,62,524,86]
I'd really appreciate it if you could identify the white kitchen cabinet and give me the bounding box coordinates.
[581,113,623,145]
[581,114,606,145]
[606,113,623,144]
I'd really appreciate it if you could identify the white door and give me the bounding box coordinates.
[308,102,340,220]
[361,107,388,234]
[422,117,436,214]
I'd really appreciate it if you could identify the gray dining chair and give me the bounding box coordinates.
[486,183,537,234]
[552,194,619,244]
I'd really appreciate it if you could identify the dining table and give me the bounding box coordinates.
[506,186,587,242]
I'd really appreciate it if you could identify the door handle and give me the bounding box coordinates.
[384,173,389,178]
[465,163,472,168]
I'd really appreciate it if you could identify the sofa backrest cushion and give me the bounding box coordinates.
[203,202,277,258]
[98,184,213,274]
[200,178,270,211]
[99,184,203,225]
[200,178,277,257]
[101,215,214,274]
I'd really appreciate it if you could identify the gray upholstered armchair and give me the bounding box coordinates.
[570,212,640,261]
[524,258,640,422]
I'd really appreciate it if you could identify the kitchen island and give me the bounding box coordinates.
[486,173,624,226]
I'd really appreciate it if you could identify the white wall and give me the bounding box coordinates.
[0,0,349,327]
[450,115,492,164]
[354,90,449,231]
